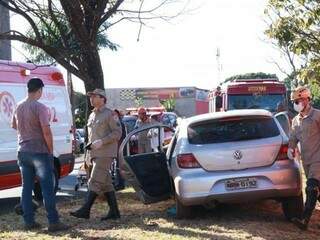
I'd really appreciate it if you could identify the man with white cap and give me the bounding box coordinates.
[70,88,122,221]
[288,86,320,230]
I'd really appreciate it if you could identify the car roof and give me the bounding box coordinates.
[185,109,273,125]
[123,115,138,120]
[162,112,177,116]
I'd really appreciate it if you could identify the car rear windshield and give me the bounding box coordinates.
[188,116,280,144]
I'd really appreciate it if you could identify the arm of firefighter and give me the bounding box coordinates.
[101,113,122,145]
[39,105,53,154]
[288,119,298,149]
[11,114,17,130]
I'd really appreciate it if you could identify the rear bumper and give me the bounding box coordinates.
[174,160,302,206]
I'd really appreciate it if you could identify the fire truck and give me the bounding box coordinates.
[209,78,288,114]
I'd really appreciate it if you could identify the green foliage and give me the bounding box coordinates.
[283,71,300,90]
[224,72,278,84]
[310,80,320,108]
[134,97,144,107]
[73,91,87,128]
[265,0,320,84]
[160,95,176,112]
[23,17,118,64]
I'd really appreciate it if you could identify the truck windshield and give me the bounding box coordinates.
[228,94,285,112]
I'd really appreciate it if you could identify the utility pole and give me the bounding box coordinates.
[216,47,222,85]
[0,1,11,60]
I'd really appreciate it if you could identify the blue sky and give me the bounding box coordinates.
[11,0,290,93]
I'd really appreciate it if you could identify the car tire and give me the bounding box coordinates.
[34,166,59,202]
[175,195,194,219]
[281,194,304,221]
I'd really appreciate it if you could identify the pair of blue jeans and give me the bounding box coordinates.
[17,152,59,225]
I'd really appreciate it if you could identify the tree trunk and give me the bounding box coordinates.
[79,44,104,91]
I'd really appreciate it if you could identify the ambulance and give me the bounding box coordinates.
[0,60,75,198]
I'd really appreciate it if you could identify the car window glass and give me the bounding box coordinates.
[130,128,156,155]
[167,131,178,166]
[188,116,280,144]
[228,94,285,113]
[275,114,290,136]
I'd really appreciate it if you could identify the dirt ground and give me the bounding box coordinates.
[1,188,320,240]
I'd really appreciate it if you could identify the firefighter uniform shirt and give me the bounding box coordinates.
[289,107,320,165]
[87,106,122,158]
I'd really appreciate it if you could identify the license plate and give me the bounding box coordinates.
[225,177,257,191]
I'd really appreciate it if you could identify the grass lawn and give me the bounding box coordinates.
[1,187,320,240]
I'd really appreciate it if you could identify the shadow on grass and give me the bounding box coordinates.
[162,201,320,240]
[2,187,320,240]
[0,197,21,215]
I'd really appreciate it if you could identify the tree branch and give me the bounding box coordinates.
[99,0,124,27]
[0,0,42,43]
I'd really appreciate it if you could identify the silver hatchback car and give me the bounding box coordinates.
[119,109,303,219]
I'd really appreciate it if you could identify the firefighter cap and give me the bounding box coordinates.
[290,86,311,101]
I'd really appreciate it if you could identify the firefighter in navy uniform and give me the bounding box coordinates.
[288,86,320,230]
[70,89,122,221]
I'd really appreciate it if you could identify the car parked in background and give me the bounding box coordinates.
[122,115,139,154]
[122,111,178,154]
[75,129,85,153]
[122,115,138,133]
[119,109,303,219]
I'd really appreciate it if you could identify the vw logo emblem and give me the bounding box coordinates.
[233,150,242,160]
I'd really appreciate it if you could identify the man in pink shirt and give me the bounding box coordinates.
[12,78,68,232]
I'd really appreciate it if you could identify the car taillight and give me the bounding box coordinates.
[276,144,288,161]
[177,153,201,168]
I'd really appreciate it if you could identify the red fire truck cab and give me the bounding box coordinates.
[209,78,287,113]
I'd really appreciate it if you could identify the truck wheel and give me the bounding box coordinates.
[281,194,304,221]
[176,195,194,219]
[34,167,59,202]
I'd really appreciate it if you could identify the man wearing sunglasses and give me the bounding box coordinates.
[288,86,320,230]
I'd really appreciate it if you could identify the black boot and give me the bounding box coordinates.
[115,174,126,191]
[292,217,309,231]
[70,191,97,219]
[292,178,319,230]
[100,191,120,221]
